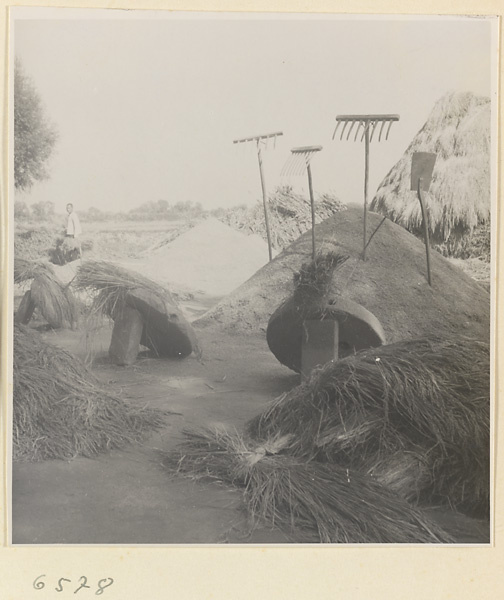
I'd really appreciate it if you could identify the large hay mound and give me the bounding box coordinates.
[197,206,490,345]
[370,91,491,258]
[13,325,166,461]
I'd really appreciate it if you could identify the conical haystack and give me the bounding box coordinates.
[370,91,491,256]
[197,206,490,347]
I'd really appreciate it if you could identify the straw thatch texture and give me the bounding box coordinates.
[292,251,349,308]
[14,259,79,329]
[165,426,453,543]
[74,260,199,359]
[13,325,166,461]
[14,257,55,284]
[219,186,346,250]
[247,337,490,517]
[74,259,172,319]
[370,92,490,253]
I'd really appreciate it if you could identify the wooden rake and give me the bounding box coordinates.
[233,131,283,262]
[333,114,399,260]
[281,145,323,259]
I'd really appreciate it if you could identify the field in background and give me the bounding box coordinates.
[14,215,491,292]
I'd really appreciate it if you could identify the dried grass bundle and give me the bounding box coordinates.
[371,91,490,254]
[293,252,349,307]
[247,337,490,516]
[165,426,453,543]
[74,260,171,319]
[30,269,79,329]
[219,186,346,250]
[13,325,166,461]
[14,257,55,284]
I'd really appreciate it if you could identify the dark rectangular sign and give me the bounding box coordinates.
[411,152,437,191]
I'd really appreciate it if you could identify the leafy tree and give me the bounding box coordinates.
[14,58,58,191]
[14,200,31,220]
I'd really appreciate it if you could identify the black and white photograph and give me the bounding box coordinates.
[8,8,497,548]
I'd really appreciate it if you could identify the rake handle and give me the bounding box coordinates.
[307,163,316,260]
[257,145,273,262]
[363,125,370,260]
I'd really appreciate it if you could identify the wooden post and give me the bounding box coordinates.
[417,178,432,286]
[257,144,273,262]
[301,319,339,379]
[234,131,282,262]
[363,124,370,260]
[307,162,316,260]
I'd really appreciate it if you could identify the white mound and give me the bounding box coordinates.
[120,218,274,297]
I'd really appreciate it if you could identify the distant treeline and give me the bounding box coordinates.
[14,198,230,223]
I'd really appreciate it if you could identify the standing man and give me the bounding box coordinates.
[66,203,82,258]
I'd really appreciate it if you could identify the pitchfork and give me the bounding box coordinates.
[333,114,400,260]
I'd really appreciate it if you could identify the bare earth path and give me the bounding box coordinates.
[12,324,297,545]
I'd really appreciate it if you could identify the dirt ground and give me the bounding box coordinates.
[11,319,489,545]
[11,214,491,545]
[11,317,301,544]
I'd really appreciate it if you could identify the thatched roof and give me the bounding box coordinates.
[370,92,491,244]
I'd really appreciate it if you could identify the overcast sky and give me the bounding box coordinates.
[11,9,496,214]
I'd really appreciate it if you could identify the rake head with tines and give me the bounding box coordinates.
[332,114,400,261]
[281,145,323,177]
[281,145,323,259]
[333,114,400,143]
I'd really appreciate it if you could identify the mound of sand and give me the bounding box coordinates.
[197,206,490,345]
[119,218,273,297]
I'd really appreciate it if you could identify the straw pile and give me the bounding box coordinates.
[371,92,490,257]
[165,426,453,543]
[248,337,490,517]
[166,336,488,542]
[73,259,171,320]
[219,186,346,250]
[49,236,84,265]
[13,324,166,461]
[292,252,349,308]
[74,260,199,359]
[14,257,54,284]
[14,258,79,329]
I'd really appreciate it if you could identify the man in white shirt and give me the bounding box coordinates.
[66,203,82,258]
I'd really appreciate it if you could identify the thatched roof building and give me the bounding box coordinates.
[370,92,491,255]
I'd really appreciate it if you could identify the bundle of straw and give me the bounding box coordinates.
[165,426,453,543]
[219,186,346,251]
[73,260,172,320]
[14,257,56,284]
[292,251,349,308]
[14,258,79,329]
[74,260,200,359]
[30,270,79,329]
[13,325,166,461]
[248,337,490,516]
